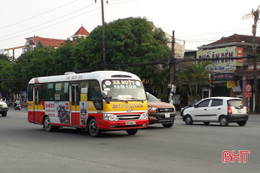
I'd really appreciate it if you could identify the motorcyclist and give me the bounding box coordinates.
[14,99,20,109]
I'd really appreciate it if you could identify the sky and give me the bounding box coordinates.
[0,0,260,57]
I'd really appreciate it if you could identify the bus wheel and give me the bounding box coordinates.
[126,129,138,135]
[44,116,55,132]
[88,118,100,137]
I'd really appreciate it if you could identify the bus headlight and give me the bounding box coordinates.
[103,114,119,121]
[139,112,148,120]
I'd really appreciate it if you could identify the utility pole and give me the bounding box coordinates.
[169,30,176,104]
[253,38,258,112]
[95,0,107,69]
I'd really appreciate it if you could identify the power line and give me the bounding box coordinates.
[0,6,100,42]
[108,0,141,5]
[0,0,138,42]
[0,0,81,30]
[179,28,251,38]
[0,3,97,41]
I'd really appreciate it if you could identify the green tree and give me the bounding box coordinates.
[4,17,171,99]
[0,54,14,93]
[54,40,77,74]
[176,62,211,101]
[74,17,171,99]
[12,47,56,91]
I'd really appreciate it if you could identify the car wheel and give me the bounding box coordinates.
[237,121,247,126]
[162,122,174,128]
[2,111,7,117]
[88,118,100,137]
[126,129,138,135]
[184,115,193,125]
[204,122,210,125]
[219,116,229,126]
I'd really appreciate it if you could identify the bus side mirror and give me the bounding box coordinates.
[146,92,150,100]
[101,91,108,99]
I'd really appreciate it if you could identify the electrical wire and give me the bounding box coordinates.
[0,6,100,42]
[179,28,251,38]
[0,0,139,41]
[0,0,82,30]
[0,3,97,40]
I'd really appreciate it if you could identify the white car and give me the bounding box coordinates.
[0,99,8,117]
[182,97,248,126]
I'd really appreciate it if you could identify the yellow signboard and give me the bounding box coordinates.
[227,81,236,88]
[80,93,87,101]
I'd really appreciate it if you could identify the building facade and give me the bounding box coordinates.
[197,34,260,112]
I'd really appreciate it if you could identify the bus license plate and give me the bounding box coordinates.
[165,113,170,118]
[125,121,136,125]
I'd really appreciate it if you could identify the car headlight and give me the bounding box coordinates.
[103,114,119,121]
[148,107,157,111]
[139,112,148,120]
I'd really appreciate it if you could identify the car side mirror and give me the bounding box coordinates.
[194,105,198,108]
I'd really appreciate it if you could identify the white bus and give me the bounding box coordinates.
[27,71,148,137]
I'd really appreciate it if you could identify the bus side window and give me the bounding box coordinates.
[40,83,54,101]
[88,81,102,110]
[55,82,69,101]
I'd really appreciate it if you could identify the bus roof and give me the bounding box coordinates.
[28,71,141,84]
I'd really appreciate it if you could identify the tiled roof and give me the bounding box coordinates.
[206,34,260,46]
[38,38,66,47]
[32,36,65,47]
[74,26,89,36]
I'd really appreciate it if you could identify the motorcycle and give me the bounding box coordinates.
[14,104,22,110]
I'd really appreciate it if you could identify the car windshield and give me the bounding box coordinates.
[102,79,146,101]
[147,93,160,102]
[228,99,244,108]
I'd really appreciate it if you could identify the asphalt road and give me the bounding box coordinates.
[0,108,259,173]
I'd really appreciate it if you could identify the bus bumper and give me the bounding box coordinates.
[98,119,148,130]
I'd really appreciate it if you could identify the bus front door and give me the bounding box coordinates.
[70,84,80,126]
[34,86,42,123]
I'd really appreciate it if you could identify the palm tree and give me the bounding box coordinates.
[242,5,260,112]
[242,5,260,36]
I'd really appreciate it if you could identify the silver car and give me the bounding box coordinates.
[182,97,248,126]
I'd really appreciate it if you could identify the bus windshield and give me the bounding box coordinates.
[102,79,146,101]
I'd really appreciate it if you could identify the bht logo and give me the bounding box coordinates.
[222,150,250,163]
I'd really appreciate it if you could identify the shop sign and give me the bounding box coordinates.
[197,47,243,73]
[212,73,235,81]
[227,81,236,88]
